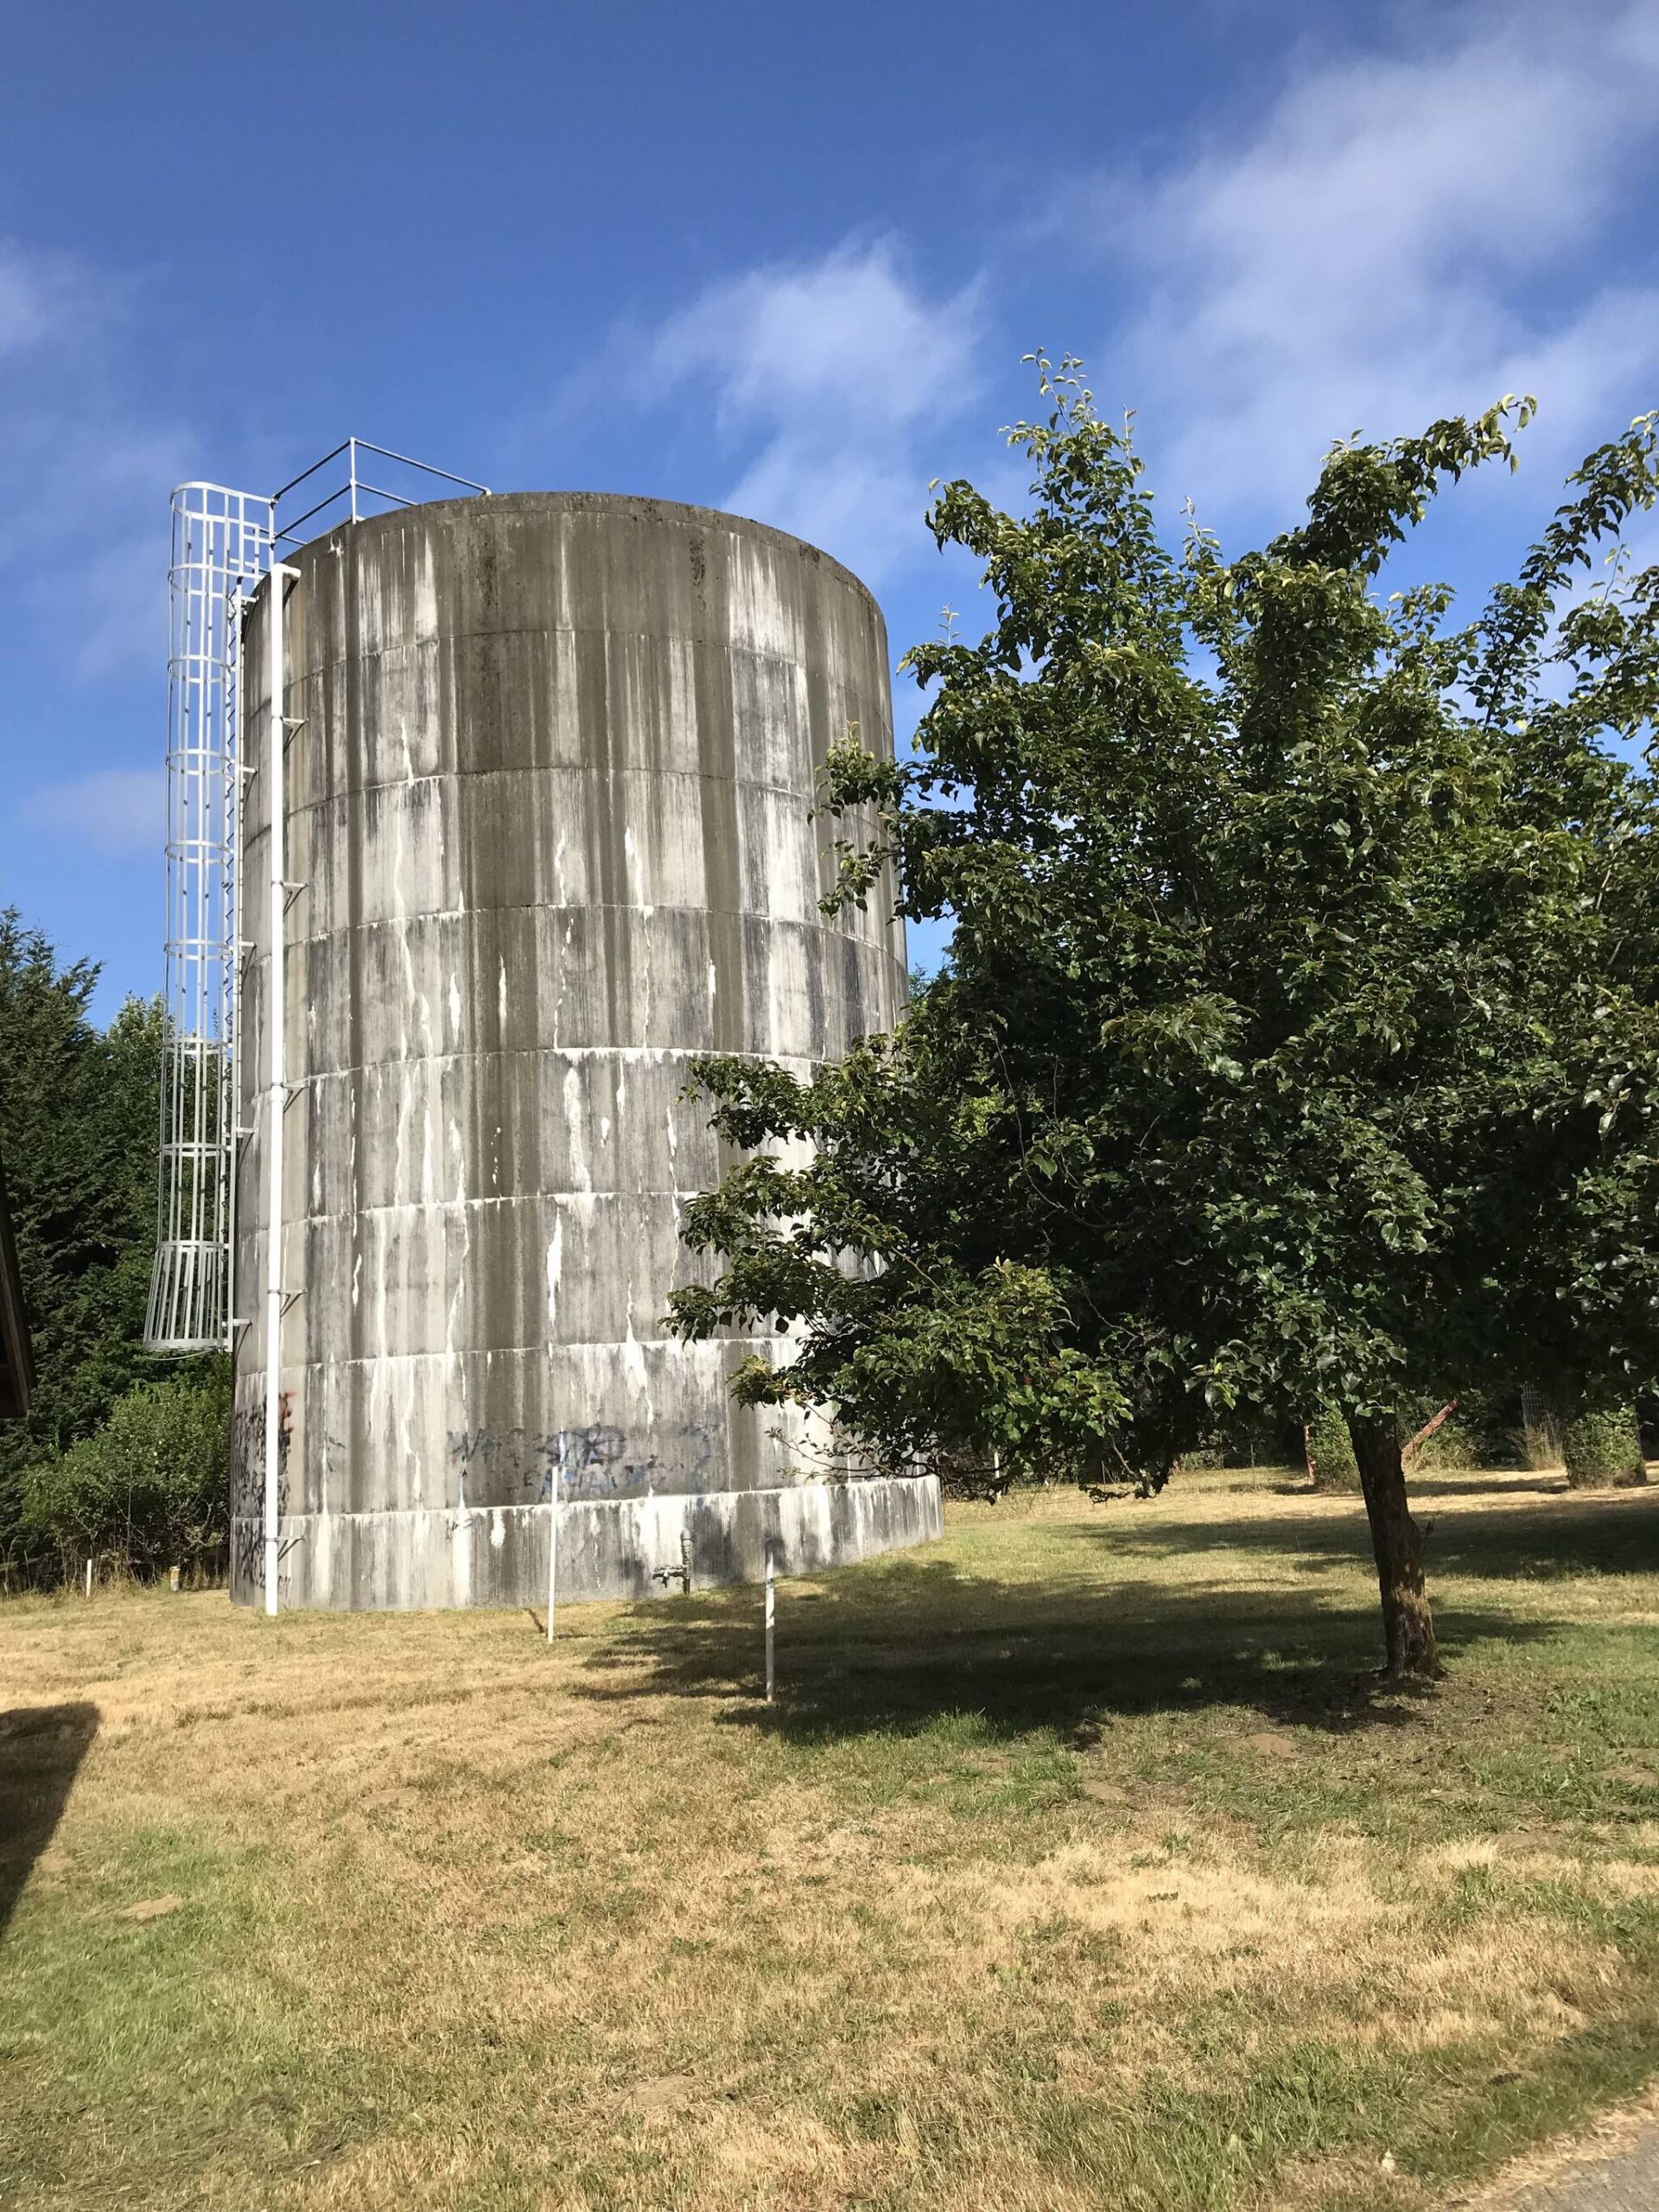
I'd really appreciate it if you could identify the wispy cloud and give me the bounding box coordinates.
[21,768,166,855]
[645,238,984,582]
[0,239,103,359]
[1079,0,1659,520]
[0,238,188,681]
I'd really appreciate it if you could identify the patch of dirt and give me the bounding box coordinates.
[118,1894,182,1923]
[1241,1730,1300,1759]
[1079,1780,1130,1806]
[625,2073,698,2114]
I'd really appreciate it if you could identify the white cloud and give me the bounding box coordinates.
[0,241,95,358]
[21,768,166,855]
[1085,0,1659,520]
[0,238,188,678]
[645,238,983,582]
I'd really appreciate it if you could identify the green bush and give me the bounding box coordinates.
[1560,1399,1647,1491]
[1306,1404,1360,1490]
[22,1360,231,1581]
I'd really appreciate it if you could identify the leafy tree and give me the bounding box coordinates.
[22,1361,232,1580]
[671,361,1659,1681]
[0,911,167,1574]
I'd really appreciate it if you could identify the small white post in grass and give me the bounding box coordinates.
[764,1546,776,1704]
[546,1479,558,1643]
[85,1557,92,1600]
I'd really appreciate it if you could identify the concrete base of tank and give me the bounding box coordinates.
[229,1471,942,1610]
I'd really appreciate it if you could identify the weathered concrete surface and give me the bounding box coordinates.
[231,493,933,1607]
[258,1474,941,1611]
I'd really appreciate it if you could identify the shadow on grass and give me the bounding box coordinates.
[0,1701,98,1934]
[569,1485,1659,1748]
[572,1559,1570,1747]
[1406,1472,1569,1499]
[1092,1486,1659,1586]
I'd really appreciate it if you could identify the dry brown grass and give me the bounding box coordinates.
[5,1471,1659,2209]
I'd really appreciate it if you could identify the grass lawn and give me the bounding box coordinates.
[5,1470,1659,2211]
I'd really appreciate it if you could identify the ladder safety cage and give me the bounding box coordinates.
[143,443,489,1358]
[145,485,271,1355]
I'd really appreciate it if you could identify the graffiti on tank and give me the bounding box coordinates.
[230,1389,293,1521]
[444,1421,721,1504]
[230,1515,302,1592]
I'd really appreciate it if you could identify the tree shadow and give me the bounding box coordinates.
[570,1549,1558,1747]
[1090,1487,1659,1586]
[0,1702,99,1936]
[1404,1471,1567,1499]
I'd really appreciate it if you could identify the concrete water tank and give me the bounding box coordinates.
[229,493,940,1608]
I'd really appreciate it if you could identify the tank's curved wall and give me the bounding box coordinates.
[230,493,938,1607]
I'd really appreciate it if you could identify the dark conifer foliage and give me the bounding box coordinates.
[0,910,165,1573]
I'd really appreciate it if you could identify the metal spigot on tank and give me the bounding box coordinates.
[651,1535,693,1596]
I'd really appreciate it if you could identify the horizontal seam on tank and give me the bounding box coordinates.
[289,628,890,683]
[282,904,901,925]
[291,1045,821,1065]
[226,1481,929,1523]
[282,1051,824,1082]
[270,766,874,815]
[241,1339,790,1367]
[279,905,906,943]
[276,1048,896,1085]
[279,1192,767,1219]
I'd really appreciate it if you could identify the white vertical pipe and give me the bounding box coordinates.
[262,567,296,1619]
[545,1457,560,1641]
[765,1548,775,1703]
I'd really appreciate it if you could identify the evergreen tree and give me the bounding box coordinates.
[0,910,164,1573]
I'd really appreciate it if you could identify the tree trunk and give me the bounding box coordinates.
[1347,1413,1440,1681]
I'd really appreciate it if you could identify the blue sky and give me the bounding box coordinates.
[3,0,1657,1016]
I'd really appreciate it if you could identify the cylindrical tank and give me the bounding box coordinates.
[230,493,940,1607]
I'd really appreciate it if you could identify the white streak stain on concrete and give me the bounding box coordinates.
[544,1213,564,1333]
[564,1065,588,1192]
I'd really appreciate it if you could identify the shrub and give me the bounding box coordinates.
[1560,1398,1647,1491]
[1306,1405,1360,1490]
[22,1360,231,1581]
[1518,1406,1563,1471]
